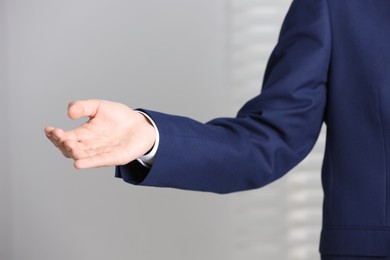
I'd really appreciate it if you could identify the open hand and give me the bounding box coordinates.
[44,99,156,169]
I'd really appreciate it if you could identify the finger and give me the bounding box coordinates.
[62,139,79,157]
[51,138,72,158]
[58,145,72,158]
[52,128,65,142]
[44,127,63,147]
[74,152,128,169]
[61,129,83,142]
[74,154,107,169]
[45,127,77,146]
[64,140,105,160]
[44,127,57,144]
[44,128,71,158]
[68,99,102,120]
[44,126,55,137]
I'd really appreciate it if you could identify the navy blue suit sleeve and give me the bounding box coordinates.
[116,0,332,193]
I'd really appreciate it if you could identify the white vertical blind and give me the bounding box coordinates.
[227,1,325,259]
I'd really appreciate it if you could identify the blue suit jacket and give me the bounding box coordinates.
[116,0,390,256]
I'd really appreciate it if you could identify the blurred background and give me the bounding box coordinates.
[0,0,325,259]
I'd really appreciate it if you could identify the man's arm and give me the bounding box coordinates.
[46,0,331,194]
[116,0,332,193]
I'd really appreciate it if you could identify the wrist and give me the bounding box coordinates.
[135,111,160,167]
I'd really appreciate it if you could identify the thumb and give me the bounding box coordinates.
[67,99,101,120]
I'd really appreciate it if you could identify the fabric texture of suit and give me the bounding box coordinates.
[322,256,390,260]
[116,0,390,257]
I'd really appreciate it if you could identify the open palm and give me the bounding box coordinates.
[45,99,156,169]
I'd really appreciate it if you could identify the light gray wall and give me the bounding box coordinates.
[1,0,13,258]
[4,1,233,259]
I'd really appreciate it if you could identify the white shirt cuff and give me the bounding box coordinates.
[136,111,160,168]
